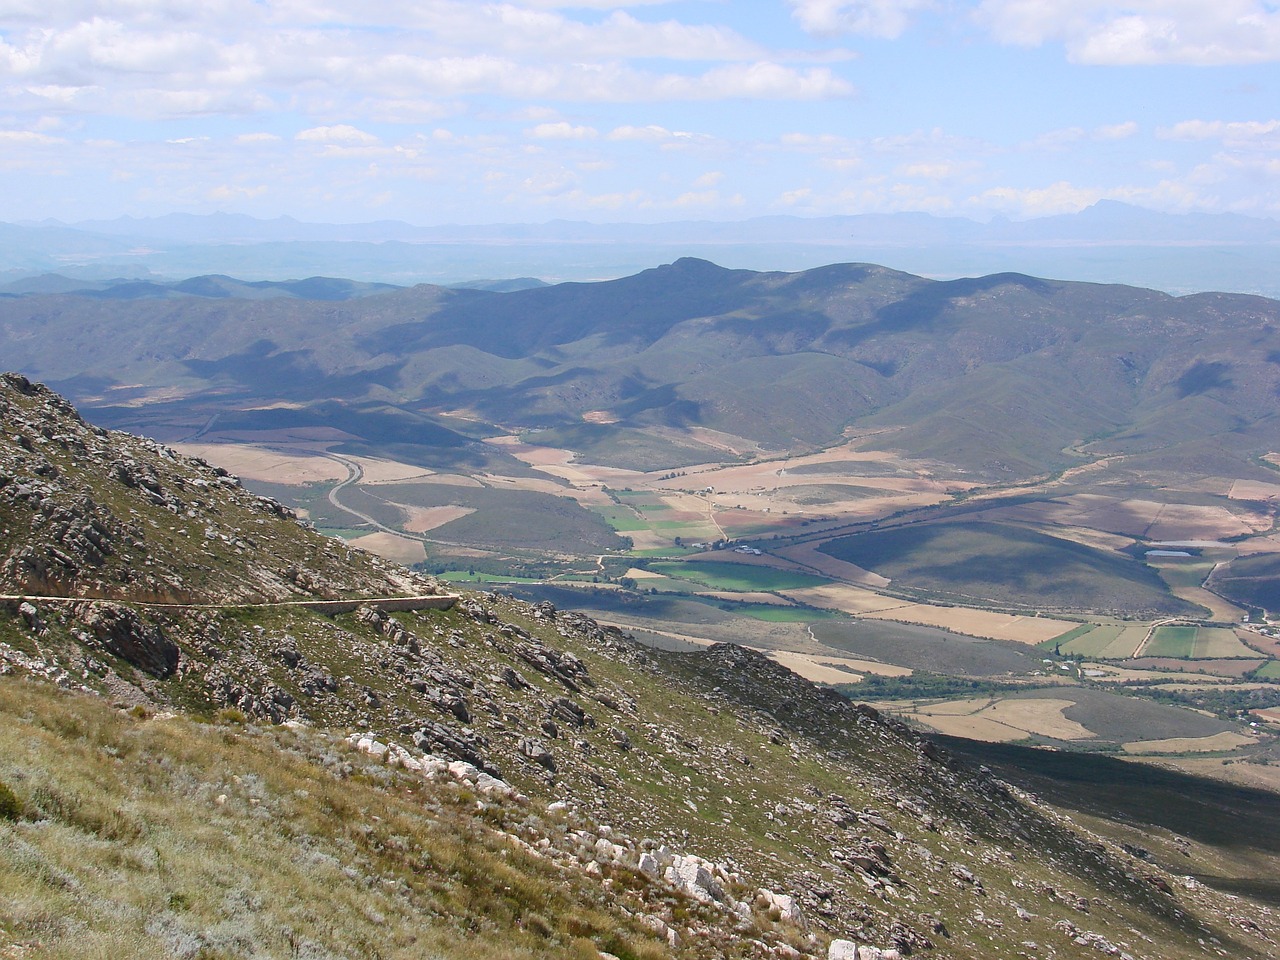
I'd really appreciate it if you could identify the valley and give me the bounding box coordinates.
[163,406,1280,769]
[6,255,1268,772]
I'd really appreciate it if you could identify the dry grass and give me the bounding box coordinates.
[896,696,1094,742]
[1122,732,1257,754]
[859,604,1075,644]
[0,681,671,960]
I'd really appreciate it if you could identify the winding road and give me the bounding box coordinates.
[323,453,434,545]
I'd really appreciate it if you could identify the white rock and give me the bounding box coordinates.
[759,888,805,926]
[421,758,450,779]
[828,940,860,960]
[664,855,725,904]
[475,773,514,797]
[448,760,480,782]
[637,852,660,877]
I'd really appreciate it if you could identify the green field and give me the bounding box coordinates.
[819,520,1198,617]
[440,572,545,584]
[1042,623,1126,657]
[596,506,649,532]
[1145,626,1256,659]
[728,603,843,622]
[647,560,831,593]
[1254,661,1280,679]
[1145,625,1199,657]
[1040,623,1093,650]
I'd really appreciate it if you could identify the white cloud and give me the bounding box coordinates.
[898,162,958,180]
[607,124,700,143]
[1159,119,1280,143]
[975,1,1280,65]
[976,180,1105,216]
[529,121,597,139]
[0,129,64,144]
[1027,126,1085,150]
[209,183,266,200]
[296,124,379,144]
[1094,121,1138,140]
[673,62,854,100]
[787,0,933,39]
[234,131,282,143]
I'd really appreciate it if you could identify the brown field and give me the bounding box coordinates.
[174,442,347,484]
[988,494,1266,541]
[1145,502,1268,540]
[859,603,1076,644]
[394,473,486,488]
[1081,663,1236,683]
[888,710,1027,743]
[400,504,476,533]
[1239,630,1280,657]
[766,651,866,685]
[1163,583,1244,622]
[1122,731,1256,754]
[1156,755,1280,792]
[1238,533,1280,555]
[1127,657,1265,677]
[346,460,437,484]
[699,591,797,606]
[905,696,1095,742]
[345,532,427,565]
[1230,479,1280,502]
[781,583,911,614]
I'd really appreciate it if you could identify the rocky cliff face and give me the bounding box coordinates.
[1,374,1277,960]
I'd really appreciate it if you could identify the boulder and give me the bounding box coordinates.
[76,602,179,678]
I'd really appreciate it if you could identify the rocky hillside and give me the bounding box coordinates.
[0,372,436,603]
[1,376,1278,959]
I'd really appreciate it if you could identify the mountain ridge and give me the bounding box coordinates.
[4,258,1278,483]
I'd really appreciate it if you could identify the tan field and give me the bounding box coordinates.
[399,504,476,533]
[781,583,911,614]
[985,493,1265,541]
[699,591,797,606]
[766,650,866,685]
[859,603,1076,644]
[1230,478,1280,502]
[906,696,1094,742]
[901,712,1029,742]
[174,442,347,484]
[345,532,427,565]
[1122,732,1256,754]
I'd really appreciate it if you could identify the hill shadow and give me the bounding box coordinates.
[935,735,1280,858]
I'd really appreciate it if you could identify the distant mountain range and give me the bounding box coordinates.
[4,202,1280,294]
[4,257,1280,484]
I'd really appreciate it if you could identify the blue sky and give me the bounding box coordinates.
[1,0,1279,224]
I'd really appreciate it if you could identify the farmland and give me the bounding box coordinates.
[174,405,1280,765]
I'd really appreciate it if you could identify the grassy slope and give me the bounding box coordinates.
[0,681,671,960]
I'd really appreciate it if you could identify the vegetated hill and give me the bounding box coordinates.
[4,259,1280,478]
[819,520,1199,618]
[3,377,1280,958]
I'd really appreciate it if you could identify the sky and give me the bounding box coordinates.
[1,1,1279,225]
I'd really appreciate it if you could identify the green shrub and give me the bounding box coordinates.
[0,778,22,820]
